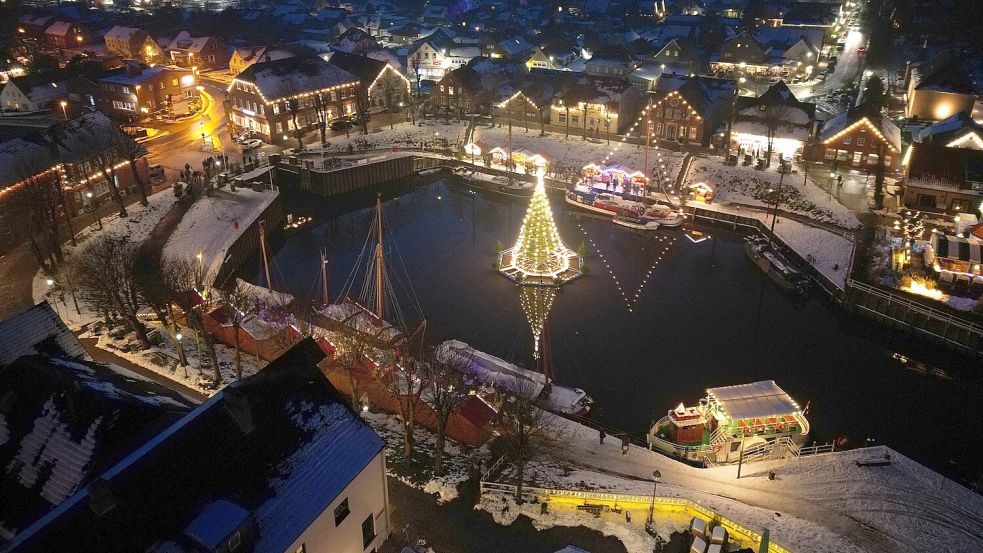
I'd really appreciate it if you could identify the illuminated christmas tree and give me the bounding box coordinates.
[498,176,582,285]
[519,286,556,359]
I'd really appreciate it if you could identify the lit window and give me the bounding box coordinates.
[361,514,376,549]
[856,137,865,146]
[843,136,851,145]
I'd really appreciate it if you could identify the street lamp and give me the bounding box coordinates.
[647,470,662,525]
[59,100,68,120]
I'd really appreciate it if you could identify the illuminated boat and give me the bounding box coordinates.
[744,236,805,291]
[613,214,659,231]
[646,381,811,465]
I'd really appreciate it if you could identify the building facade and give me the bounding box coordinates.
[811,104,902,173]
[103,26,161,61]
[165,31,230,70]
[96,64,199,121]
[227,55,360,145]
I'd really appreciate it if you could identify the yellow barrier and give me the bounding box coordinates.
[481,482,793,553]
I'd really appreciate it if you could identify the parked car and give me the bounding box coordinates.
[329,118,351,131]
[350,112,368,125]
[241,138,264,149]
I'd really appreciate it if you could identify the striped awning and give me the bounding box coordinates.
[931,233,983,263]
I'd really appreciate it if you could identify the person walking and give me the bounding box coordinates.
[599,428,606,444]
[621,436,630,455]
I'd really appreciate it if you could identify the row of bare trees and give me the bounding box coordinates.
[331,321,567,488]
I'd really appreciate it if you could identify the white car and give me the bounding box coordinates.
[241,138,264,150]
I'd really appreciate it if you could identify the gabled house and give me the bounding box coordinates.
[810,103,902,172]
[711,28,822,79]
[330,27,381,55]
[731,81,816,162]
[905,52,978,122]
[0,112,150,251]
[165,31,230,70]
[103,26,160,61]
[913,112,983,150]
[325,50,411,112]
[16,14,54,42]
[408,28,482,81]
[227,55,360,145]
[585,51,639,78]
[3,339,391,553]
[229,46,293,76]
[433,58,528,119]
[902,143,983,213]
[545,70,648,139]
[648,73,737,147]
[44,20,87,48]
[96,62,199,121]
[1,73,71,112]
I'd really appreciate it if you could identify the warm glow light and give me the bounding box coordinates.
[901,278,946,301]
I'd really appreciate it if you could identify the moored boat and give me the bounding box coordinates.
[745,236,805,291]
[613,214,660,231]
[438,339,594,418]
[643,203,685,227]
[646,381,811,465]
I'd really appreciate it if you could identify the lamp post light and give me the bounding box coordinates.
[86,190,103,230]
[647,470,662,526]
[59,100,68,120]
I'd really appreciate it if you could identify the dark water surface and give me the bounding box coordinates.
[241,178,983,483]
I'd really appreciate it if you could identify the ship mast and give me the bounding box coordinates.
[643,100,651,205]
[374,194,384,319]
[259,220,272,292]
[320,250,330,307]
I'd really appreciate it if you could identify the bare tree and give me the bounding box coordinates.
[334,316,374,412]
[117,127,150,207]
[375,346,428,458]
[422,346,475,475]
[75,236,150,349]
[312,91,329,148]
[222,280,253,380]
[134,253,189,367]
[161,256,221,385]
[286,97,305,151]
[763,102,790,168]
[14,164,63,271]
[354,86,370,135]
[498,383,571,502]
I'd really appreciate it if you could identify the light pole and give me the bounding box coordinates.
[86,190,102,230]
[59,100,68,120]
[647,470,662,526]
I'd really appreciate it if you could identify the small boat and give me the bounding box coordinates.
[745,236,805,291]
[566,186,646,216]
[613,214,659,231]
[496,178,534,196]
[891,352,954,381]
[643,204,685,227]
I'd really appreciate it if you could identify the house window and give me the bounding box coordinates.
[843,136,851,145]
[915,194,936,208]
[122,86,130,94]
[362,514,376,549]
[558,114,566,123]
[824,149,836,159]
[689,127,697,140]
[334,498,350,526]
[295,546,306,553]
[856,137,865,146]
[172,79,178,86]
[951,198,972,212]
[571,115,579,124]
[730,441,741,452]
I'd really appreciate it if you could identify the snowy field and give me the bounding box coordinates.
[684,158,861,229]
[522,413,983,553]
[162,185,279,283]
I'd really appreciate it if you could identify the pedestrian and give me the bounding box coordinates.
[626,510,632,524]
[599,428,606,444]
[621,436,630,455]
[837,175,843,187]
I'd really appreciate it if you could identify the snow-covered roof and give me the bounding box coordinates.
[0,353,194,541]
[7,340,383,553]
[0,302,88,365]
[44,21,74,37]
[498,36,534,57]
[439,339,547,399]
[913,111,983,147]
[104,26,143,41]
[906,143,983,195]
[165,31,213,54]
[707,380,801,420]
[236,55,358,101]
[820,104,901,152]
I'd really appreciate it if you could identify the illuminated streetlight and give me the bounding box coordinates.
[46,278,54,286]
[59,100,68,120]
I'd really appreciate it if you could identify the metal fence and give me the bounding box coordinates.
[479,480,793,553]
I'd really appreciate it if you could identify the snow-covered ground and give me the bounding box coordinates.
[80,321,266,397]
[33,190,178,330]
[503,413,983,553]
[362,410,488,504]
[684,158,861,229]
[162,185,279,282]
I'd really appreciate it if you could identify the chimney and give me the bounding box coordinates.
[223,384,254,435]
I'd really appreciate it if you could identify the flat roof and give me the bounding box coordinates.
[707,380,800,420]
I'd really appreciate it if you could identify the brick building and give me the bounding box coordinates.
[227,55,360,145]
[103,26,161,61]
[648,74,737,147]
[96,63,199,121]
[0,112,149,255]
[165,31,230,71]
[810,103,902,173]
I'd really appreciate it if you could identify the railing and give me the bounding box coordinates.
[478,481,793,553]
[792,443,836,457]
[481,454,509,482]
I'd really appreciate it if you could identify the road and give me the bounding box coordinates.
[793,29,869,115]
